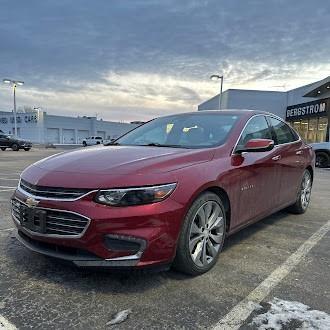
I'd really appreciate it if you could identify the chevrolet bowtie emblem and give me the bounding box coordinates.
[26,197,39,208]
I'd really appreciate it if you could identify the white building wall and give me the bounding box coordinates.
[198,89,287,118]
[0,111,138,144]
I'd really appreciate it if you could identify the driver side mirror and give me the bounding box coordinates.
[236,138,274,154]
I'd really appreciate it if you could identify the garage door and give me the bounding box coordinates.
[97,131,106,139]
[62,129,75,144]
[77,130,89,144]
[46,128,60,144]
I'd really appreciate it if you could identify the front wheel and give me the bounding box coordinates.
[11,144,19,151]
[24,148,31,151]
[173,192,226,275]
[315,152,330,168]
[287,170,312,214]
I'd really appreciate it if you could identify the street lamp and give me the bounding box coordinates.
[3,78,24,136]
[210,74,223,110]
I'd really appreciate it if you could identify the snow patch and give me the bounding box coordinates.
[106,309,132,326]
[0,316,17,330]
[251,298,330,330]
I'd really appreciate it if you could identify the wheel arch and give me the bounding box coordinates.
[201,186,231,233]
[305,165,314,182]
[314,149,330,156]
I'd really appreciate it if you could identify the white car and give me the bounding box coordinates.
[82,136,103,147]
[310,142,330,168]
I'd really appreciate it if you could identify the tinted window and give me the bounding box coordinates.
[268,117,298,144]
[236,116,272,149]
[115,113,240,148]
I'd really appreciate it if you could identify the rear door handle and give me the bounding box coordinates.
[272,155,281,161]
[296,150,303,155]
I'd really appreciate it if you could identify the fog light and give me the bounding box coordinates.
[103,234,147,255]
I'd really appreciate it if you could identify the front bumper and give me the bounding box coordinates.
[11,189,186,268]
[19,142,32,148]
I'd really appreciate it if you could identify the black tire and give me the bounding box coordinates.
[83,141,87,147]
[11,143,19,151]
[287,170,312,214]
[0,147,6,151]
[173,192,226,276]
[24,148,31,151]
[315,151,330,168]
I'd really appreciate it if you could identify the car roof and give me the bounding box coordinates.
[158,109,278,119]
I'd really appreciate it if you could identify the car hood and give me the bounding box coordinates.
[310,142,330,149]
[21,145,214,188]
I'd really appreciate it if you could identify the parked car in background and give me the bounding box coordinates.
[12,110,314,275]
[82,136,103,147]
[0,133,32,151]
[310,142,330,168]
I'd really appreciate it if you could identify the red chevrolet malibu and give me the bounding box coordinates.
[12,110,314,275]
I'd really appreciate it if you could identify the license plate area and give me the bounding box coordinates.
[19,206,47,234]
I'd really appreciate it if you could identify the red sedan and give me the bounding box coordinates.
[11,110,314,275]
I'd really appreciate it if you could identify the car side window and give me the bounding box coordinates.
[268,117,297,145]
[236,116,272,150]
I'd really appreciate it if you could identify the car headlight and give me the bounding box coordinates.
[95,183,177,206]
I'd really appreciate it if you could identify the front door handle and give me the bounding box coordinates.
[272,155,281,161]
[296,150,303,155]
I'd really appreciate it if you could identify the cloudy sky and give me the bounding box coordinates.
[0,0,329,122]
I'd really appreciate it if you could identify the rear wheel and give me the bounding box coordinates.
[287,170,312,214]
[11,143,19,151]
[315,152,330,168]
[173,192,226,275]
[0,147,6,151]
[24,148,31,151]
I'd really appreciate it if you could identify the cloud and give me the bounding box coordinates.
[0,0,329,121]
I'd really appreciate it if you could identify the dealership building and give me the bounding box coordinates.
[199,76,330,143]
[0,110,138,144]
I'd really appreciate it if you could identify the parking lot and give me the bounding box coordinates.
[0,148,329,329]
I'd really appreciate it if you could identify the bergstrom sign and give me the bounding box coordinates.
[286,98,329,120]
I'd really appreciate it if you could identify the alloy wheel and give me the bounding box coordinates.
[315,154,328,168]
[301,172,312,210]
[189,201,224,267]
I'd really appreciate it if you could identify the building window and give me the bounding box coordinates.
[289,117,328,143]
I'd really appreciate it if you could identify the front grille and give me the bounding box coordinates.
[12,199,90,237]
[19,179,91,200]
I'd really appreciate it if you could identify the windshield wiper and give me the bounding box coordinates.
[105,141,120,146]
[144,143,187,148]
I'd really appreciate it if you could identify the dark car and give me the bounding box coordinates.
[11,110,314,275]
[0,133,32,151]
[310,142,330,168]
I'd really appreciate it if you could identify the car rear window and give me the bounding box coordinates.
[269,117,299,144]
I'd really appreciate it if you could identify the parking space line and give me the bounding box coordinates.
[0,228,14,232]
[0,186,16,189]
[213,220,330,330]
[0,315,17,329]
[0,189,16,192]
[0,178,19,181]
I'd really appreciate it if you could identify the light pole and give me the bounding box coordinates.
[210,74,223,110]
[3,78,24,136]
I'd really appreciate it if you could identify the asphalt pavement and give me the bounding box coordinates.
[0,148,329,329]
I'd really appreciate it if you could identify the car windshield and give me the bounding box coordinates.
[113,113,240,148]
